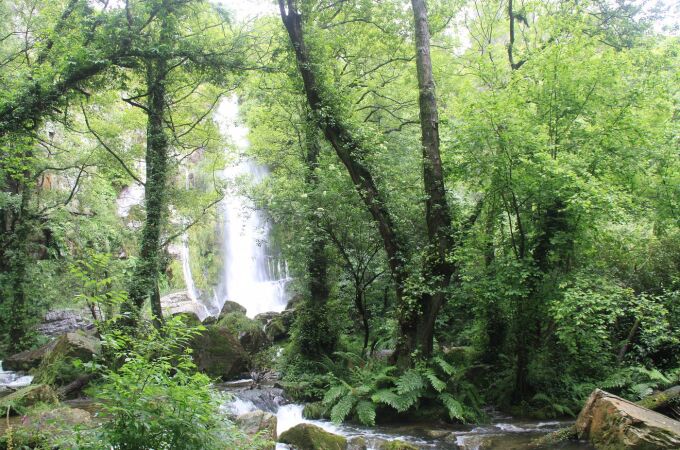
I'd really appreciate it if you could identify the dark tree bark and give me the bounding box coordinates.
[279,0,408,316]
[403,0,456,362]
[127,56,169,328]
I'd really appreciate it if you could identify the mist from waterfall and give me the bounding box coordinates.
[210,95,290,318]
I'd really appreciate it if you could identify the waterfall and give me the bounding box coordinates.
[212,95,290,318]
[180,166,200,303]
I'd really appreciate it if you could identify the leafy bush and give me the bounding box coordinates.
[83,317,265,450]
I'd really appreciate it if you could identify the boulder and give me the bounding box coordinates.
[5,332,99,374]
[0,406,92,448]
[575,389,680,449]
[285,294,304,311]
[347,436,368,450]
[239,328,271,354]
[50,332,100,362]
[37,309,93,338]
[378,440,420,450]
[255,312,280,324]
[191,326,249,380]
[219,301,247,318]
[0,384,58,415]
[161,291,210,322]
[264,316,288,342]
[235,410,277,447]
[3,341,57,372]
[278,423,347,450]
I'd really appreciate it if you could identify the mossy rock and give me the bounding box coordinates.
[378,440,419,450]
[302,402,328,420]
[32,332,100,388]
[347,436,368,450]
[191,326,249,380]
[2,341,57,372]
[0,406,92,449]
[264,316,288,342]
[278,423,347,450]
[0,385,58,415]
[219,301,247,318]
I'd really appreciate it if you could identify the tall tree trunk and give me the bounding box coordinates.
[402,0,455,362]
[127,57,168,327]
[297,125,337,358]
[7,184,32,353]
[279,0,408,323]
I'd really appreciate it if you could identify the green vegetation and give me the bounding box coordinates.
[0,0,678,448]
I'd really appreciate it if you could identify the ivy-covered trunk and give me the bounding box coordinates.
[128,57,169,327]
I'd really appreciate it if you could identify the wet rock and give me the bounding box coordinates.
[278,423,347,450]
[236,410,277,447]
[161,291,210,322]
[37,309,93,338]
[348,436,368,450]
[285,294,304,311]
[255,312,280,324]
[378,440,420,450]
[3,341,57,372]
[191,326,249,380]
[0,384,58,415]
[219,301,248,318]
[233,387,288,412]
[239,328,271,354]
[264,315,288,342]
[575,388,680,449]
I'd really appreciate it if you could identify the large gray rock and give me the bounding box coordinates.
[235,410,277,448]
[239,328,271,354]
[575,389,680,449]
[161,291,210,322]
[37,309,93,337]
[278,423,347,450]
[0,384,57,415]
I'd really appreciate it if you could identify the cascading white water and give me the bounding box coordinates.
[180,166,200,303]
[212,96,290,318]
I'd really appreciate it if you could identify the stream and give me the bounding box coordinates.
[220,380,593,450]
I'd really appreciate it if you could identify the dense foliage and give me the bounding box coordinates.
[0,0,678,444]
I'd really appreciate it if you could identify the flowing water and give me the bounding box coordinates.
[0,361,33,395]
[221,386,592,450]
[209,96,291,318]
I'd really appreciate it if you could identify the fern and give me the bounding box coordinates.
[355,400,377,426]
[372,389,403,410]
[323,384,348,405]
[424,368,446,393]
[396,369,426,395]
[439,393,466,422]
[330,394,356,423]
[433,356,455,376]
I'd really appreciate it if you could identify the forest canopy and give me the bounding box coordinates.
[0,0,678,449]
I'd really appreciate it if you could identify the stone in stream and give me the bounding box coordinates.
[347,436,368,450]
[377,440,420,450]
[575,389,680,449]
[3,341,57,372]
[278,423,347,450]
[191,326,249,380]
[235,410,277,449]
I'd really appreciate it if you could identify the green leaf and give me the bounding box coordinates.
[440,393,466,422]
[355,400,376,426]
[396,369,425,395]
[330,394,356,423]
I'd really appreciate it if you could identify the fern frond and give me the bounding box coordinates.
[396,369,425,395]
[433,356,455,376]
[424,368,446,393]
[323,385,348,406]
[355,400,377,426]
[330,394,356,423]
[440,393,466,422]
